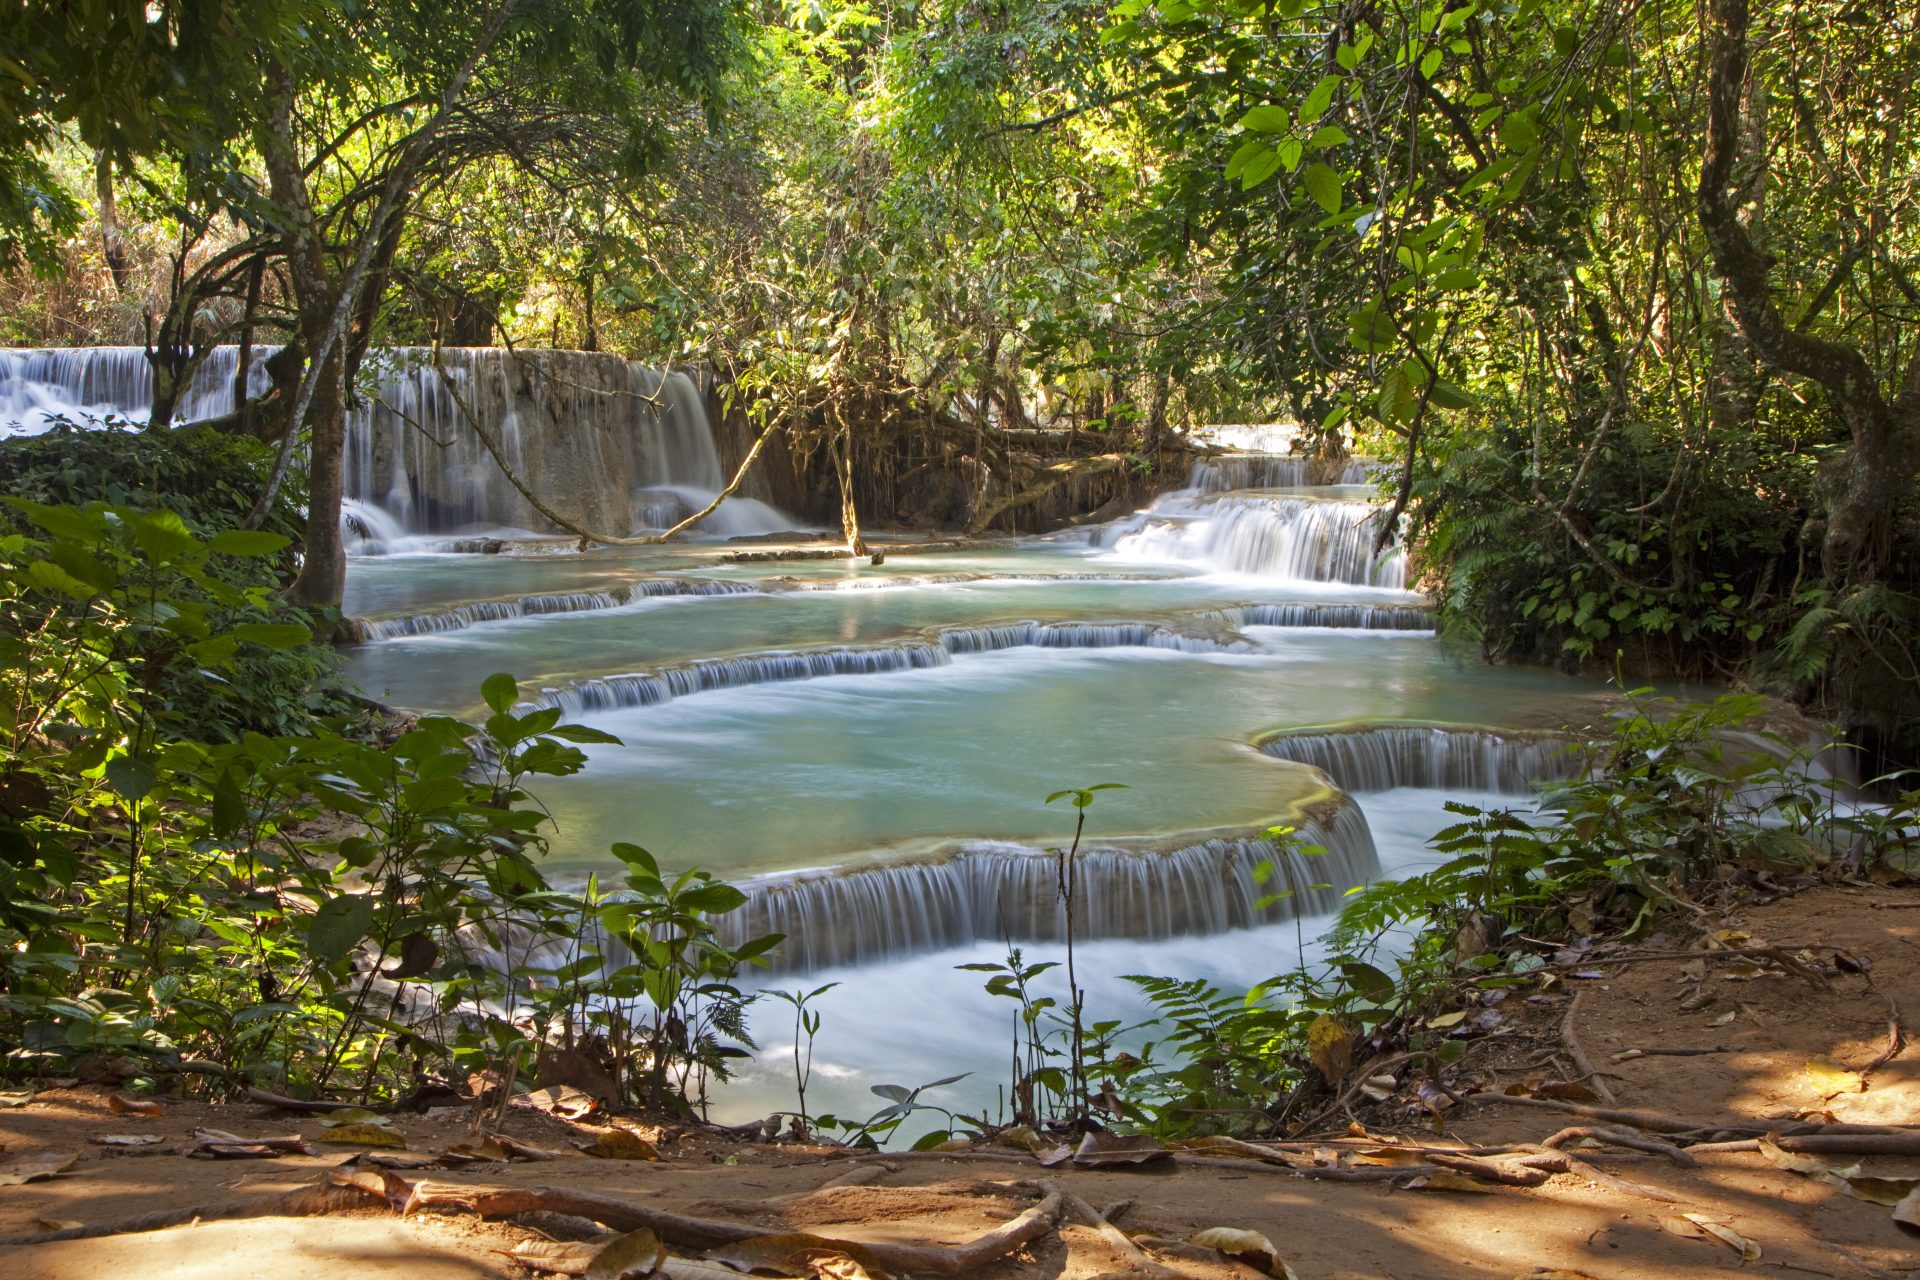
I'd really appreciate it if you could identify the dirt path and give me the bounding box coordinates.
[3,883,1916,1280]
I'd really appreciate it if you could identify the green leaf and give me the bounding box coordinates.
[481,672,519,714]
[229,622,312,650]
[1301,162,1343,214]
[104,756,158,802]
[1307,125,1349,150]
[1498,111,1539,154]
[1225,139,1269,181]
[1238,105,1290,133]
[307,895,374,963]
[1299,74,1340,124]
[206,529,292,557]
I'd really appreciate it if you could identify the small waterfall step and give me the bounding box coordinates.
[1256,723,1581,794]
[526,621,1252,714]
[1189,455,1369,492]
[714,801,1380,972]
[1094,494,1406,587]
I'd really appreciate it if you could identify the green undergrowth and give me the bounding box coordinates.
[0,489,778,1116]
[1087,694,1919,1140]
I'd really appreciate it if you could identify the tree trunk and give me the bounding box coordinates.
[832,427,868,556]
[1698,0,1920,584]
[95,152,133,295]
[286,348,348,608]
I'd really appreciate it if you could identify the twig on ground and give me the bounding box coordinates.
[1542,1125,1698,1167]
[1560,992,1617,1105]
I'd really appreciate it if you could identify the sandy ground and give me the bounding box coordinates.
[2,881,1917,1280]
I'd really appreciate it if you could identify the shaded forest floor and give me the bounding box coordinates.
[2,882,1917,1280]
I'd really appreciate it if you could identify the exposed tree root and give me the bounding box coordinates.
[1560,992,1618,1105]
[2,1183,386,1244]
[1042,1180,1178,1280]
[1543,1124,1699,1167]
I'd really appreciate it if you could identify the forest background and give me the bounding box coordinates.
[0,0,1917,1126]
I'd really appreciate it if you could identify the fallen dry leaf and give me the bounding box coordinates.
[1308,1014,1353,1083]
[807,1254,879,1280]
[107,1093,163,1117]
[511,1239,598,1274]
[494,1134,566,1161]
[583,1129,661,1161]
[1709,1010,1737,1026]
[1804,1056,1865,1097]
[1895,1185,1920,1236]
[705,1233,889,1279]
[586,1227,667,1280]
[1070,1132,1172,1167]
[318,1123,406,1148]
[1756,1134,1858,1184]
[1191,1227,1300,1278]
[0,1091,35,1108]
[0,1150,79,1185]
[520,1085,599,1120]
[35,1218,83,1232]
[1406,1172,1495,1193]
[1845,1176,1920,1207]
[993,1125,1046,1153]
[359,1150,443,1170]
[317,1107,391,1128]
[1665,1213,1761,1262]
[442,1138,509,1165]
[89,1134,165,1148]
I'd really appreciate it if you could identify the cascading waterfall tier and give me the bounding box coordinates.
[0,345,797,543]
[715,800,1380,972]
[351,588,1438,648]
[1188,455,1369,492]
[1256,724,1581,794]
[1097,494,1406,587]
[526,621,1250,714]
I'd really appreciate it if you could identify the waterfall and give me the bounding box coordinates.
[1099,494,1406,587]
[532,644,955,714]
[1188,455,1370,492]
[1,345,799,546]
[714,801,1380,972]
[1256,724,1581,794]
[936,620,1245,655]
[1221,602,1435,632]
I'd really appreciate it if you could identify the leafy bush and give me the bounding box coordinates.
[0,498,775,1111]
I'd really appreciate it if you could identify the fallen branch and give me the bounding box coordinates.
[246,1087,382,1114]
[1542,1125,1699,1167]
[1561,992,1617,1105]
[1686,1133,1920,1157]
[1566,946,1830,987]
[1042,1180,1176,1280]
[3,1183,384,1244]
[1859,995,1906,1084]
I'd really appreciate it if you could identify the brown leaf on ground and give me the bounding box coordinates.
[318,1123,406,1148]
[583,1129,661,1161]
[442,1138,509,1164]
[1190,1227,1300,1278]
[522,1085,600,1119]
[1665,1213,1761,1261]
[1756,1134,1856,1183]
[1845,1176,1920,1206]
[317,1107,391,1127]
[495,1134,567,1161]
[89,1134,166,1147]
[705,1233,891,1278]
[107,1093,163,1117]
[1803,1056,1865,1096]
[1071,1132,1172,1166]
[1895,1186,1920,1235]
[1406,1173,1497,1193]
[0,1150,79,1185]
[586,1227,667,1280]
[510,1239,599,1274]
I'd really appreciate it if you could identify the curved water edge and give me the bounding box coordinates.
[351,585,1438,647]
[1254,723,1583,795]
[712,795,1380,972]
